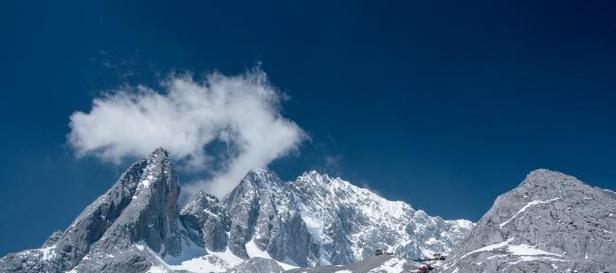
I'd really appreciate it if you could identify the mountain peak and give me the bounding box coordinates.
[525,168,573,180]
[247,167,270,175]
[440,170,616,273]
[148,147,170,159]
[240,168,282,187]
[296,170,337,185]
[0,150,183,273]
[519,168,584,191]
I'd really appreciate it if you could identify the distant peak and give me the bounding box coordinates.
[239,167,282,188]
[246,167,272,176]
[150,147,169,158]
[297,170,343,186]
[145,148,171,166]
[300,170,330,180]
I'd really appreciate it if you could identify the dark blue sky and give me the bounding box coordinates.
[1,0,616,256]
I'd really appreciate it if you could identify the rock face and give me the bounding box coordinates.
[0,148,472,273]
[438,169,616,273]
[227,257,285,273]
[180,169,473,268]
[179,191,230,252]
[0,148,183,273]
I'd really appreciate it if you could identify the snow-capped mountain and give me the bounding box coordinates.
[178,168,472,269]
[0,148,472,273]
[437,169,616,273]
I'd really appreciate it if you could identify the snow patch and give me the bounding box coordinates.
[245,239,298,270]
[146,265,167,273]
[245,239,272,260]
[499,198,561,228]
[39,245,56,261]
[141,179,151,188]
[459,237,567,264]
[202,208,220,218]
[141,240,242,273]
[368,257,406,273]
[459,238,515,259]
[507,244,562,257]
[302,214,325,244]
[425,237,438,245]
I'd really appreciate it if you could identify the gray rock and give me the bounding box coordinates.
[180,192,229,251]
[437,169,616,273]
[42,231,63,248]
[0,148,183,273]
[223,171,267,258]
[72,148,183,273]
[227,257,284,273]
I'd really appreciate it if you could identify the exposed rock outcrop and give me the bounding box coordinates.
[438,169,616,273]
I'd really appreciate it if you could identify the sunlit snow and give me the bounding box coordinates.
[499,198,561,228]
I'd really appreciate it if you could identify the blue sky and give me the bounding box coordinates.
[1,0,616,255]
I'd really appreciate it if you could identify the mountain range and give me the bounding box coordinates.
[0,148,472,273]
[2,148,615,273]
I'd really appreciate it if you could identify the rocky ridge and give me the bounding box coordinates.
[437,169,616,273]
[0,149,472,273]
[177,168,472,269]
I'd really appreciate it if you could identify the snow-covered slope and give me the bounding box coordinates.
[179,168,473,269]
[292,171,472,263]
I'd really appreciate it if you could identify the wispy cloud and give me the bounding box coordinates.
[68,69,306,197]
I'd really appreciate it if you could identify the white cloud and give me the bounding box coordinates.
[68,69,306,197]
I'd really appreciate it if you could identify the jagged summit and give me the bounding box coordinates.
[0,149,473,273]
[297,170,334,183]
[149,146,170,158]
[180,167,472,268]
[239,167,284,189]
[0,148,182,273]
[247,167,274,176]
